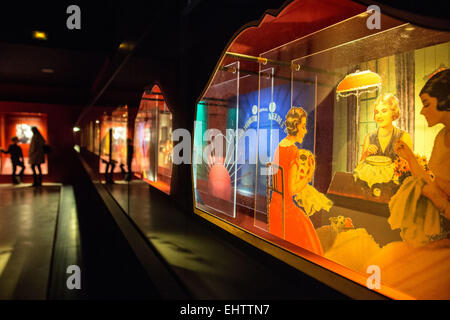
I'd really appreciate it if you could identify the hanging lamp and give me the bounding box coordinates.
[336,70,382,162]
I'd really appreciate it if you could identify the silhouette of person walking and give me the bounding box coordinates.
[0,136,25,184]
[29,127,46,187]
[120,138,134,181]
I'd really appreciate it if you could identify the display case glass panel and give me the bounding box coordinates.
[99,106,128,175]
[193,3,450,299]
[193,61,241,218]
[81,121,95,153]
[134,85,172,194]
[94,120,100,155]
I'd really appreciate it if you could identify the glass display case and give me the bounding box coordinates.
[0,112,48,176]
[79,117,100,155]
[99,105,128,180]
[134,85,173,194]
[81,121,94,153]
[93,119,100,155]
[192,0,450,299]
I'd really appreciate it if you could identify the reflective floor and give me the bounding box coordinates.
[0,179,346,299]
[105,180,345,299]
[0,184,60,299]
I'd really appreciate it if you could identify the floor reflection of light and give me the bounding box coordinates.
[146,232,217,275]
[0,247,13,278]
[69,207,79,243]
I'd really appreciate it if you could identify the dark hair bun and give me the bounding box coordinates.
[420,69,450,111]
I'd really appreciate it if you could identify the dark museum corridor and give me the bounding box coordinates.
[0,0,449,303]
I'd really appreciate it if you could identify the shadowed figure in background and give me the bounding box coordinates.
[0,136,25,184]
[29,126,46,187]
[120,138,134,181]
[103,159,116,184]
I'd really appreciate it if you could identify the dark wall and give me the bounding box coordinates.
[0,101,81,183]
[315,90,335,194]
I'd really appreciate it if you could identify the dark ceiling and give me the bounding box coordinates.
[0,1,180,108]
[0,0,449,116]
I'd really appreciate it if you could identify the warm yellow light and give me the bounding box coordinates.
[119,42,135,51]
[33,31,48,40]
[41,68,54,74]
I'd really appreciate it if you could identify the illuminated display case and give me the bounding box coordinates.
[81,121,94,153]
[134,85,173,194]
[93,119,100,155]
[0,112,48,175]
[192,0,450,299]
[99,105,128,174]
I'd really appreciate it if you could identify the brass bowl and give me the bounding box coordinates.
[366,155,392,166]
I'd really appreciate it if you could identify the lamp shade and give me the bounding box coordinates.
[336,70,382,95]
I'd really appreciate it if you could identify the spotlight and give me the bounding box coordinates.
[32,30,48,40]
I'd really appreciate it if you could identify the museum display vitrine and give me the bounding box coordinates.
[80,119,100,155]
[134,85,173,194]
[192,0,450,299]
[81,121,93,153]
[99,105,129,177]
[0,112,48,175]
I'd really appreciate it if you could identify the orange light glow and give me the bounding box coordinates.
[32,31,48,40]
[337,70,382,94]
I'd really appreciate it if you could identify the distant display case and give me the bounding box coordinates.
[0,112,48,175]
[100,105,128,173]
[81,121,94,153]
[192,0,450,299]
[94,119,100,155]
[80,119,100,155]
[133,85,173,194]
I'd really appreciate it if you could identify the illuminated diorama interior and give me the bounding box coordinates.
[81,119,100,156]
[133,85,173,194]
[99,105,129,175]
[0,112,49,176]
[192,0,450,299]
